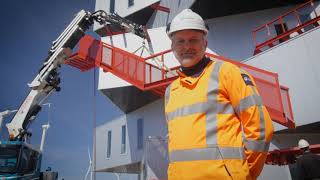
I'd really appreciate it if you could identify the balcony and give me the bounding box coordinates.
[252,0,320,55]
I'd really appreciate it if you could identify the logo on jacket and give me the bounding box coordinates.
[241,74,254,86]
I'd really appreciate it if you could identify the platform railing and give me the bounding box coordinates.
[252,0,320,55]
[65,35,295,128]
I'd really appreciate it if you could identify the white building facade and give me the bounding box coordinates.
[93,0,320,179]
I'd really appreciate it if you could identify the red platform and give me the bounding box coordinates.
[65,35,295,129]
[266,144,320,165]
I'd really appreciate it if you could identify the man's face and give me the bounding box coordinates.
[171,30,207,68]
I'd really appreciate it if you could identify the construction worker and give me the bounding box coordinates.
[164,9,274,180]
[296,139,320,180]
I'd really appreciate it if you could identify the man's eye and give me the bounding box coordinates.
[190,39,199,44]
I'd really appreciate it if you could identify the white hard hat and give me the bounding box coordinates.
[298,139,310,149]
[166,9,208,37]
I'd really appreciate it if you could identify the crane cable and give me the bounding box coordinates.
[132,40,176,77]
[92,68,97,180]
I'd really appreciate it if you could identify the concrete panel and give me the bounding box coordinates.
[94,0,160,32]
[206,6,293,61]
[96,99,167,171]
[98,69,131,90]
[93,0,109,31]
[100,26,174,63]
[146,0,195,28]
[100,86,160,113]
[96,115,130,170]
[259,164,291,180]
[94,0,159,17]
[244,26,320,130]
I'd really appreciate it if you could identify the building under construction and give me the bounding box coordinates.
[67,0,320,179]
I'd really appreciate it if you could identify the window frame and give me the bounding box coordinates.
[137,118,144,150]
[120,125,127,154]
[106,130,112,159]
[110,0,115,13]
[128,0,134,7]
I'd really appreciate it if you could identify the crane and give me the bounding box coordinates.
[0,9,148,180]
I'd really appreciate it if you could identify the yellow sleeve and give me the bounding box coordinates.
[220,62,274,179]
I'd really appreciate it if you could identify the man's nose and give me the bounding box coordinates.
[181,41,193,49]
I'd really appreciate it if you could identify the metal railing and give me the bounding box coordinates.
[252,0,320,55]
[66,35,295,128]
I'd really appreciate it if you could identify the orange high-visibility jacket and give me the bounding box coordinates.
[165,59,273,180]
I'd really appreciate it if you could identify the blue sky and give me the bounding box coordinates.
[0,1,133,179]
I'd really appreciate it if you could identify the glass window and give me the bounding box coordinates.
[137,118,143,149]
[121,125,126,154]
[0,145,39,174]
[274,23,289,43]
[110,0,115,13]
[128,0,134,7]
[300,14,313,31]
[107,130,112,158]
[0,146,19,173]
[300,14,311,24]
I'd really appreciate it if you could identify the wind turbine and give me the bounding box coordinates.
[40,103,51,152]
[84,146,93,180]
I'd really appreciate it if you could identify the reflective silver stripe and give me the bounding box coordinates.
[206,61,223,145]
[165,85,171,106]
[219,146,246,159]
[205,100,235,115]
[166,101,234,121]
[234,94,263,116]
[212,101,235,114]
[244,139,270,152]
[169,146,245,162]
[166,102,206,121]
[241,69,265,140]
[252,87,265,140]
[165,85,171,121]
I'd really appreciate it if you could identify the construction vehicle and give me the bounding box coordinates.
[0,9,147,179]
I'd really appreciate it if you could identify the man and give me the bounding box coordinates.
[164,9,274,180]
[296,139,320,180]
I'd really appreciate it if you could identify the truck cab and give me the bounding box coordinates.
[0,141,42,179]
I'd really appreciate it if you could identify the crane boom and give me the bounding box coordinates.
[6,10,147,141]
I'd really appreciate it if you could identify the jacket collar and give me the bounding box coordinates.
[179,56,211,77]
[176,57,213,88]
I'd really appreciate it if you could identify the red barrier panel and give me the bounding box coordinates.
[266,144,320,165]
[66,35,295,128]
